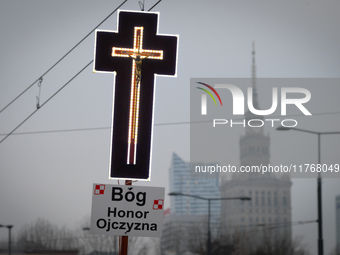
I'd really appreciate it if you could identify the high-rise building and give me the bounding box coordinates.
[220,43,292,247]
[336,195,340,253]
[169,152,220,219]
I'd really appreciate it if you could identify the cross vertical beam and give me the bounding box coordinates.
[112,26,163,164]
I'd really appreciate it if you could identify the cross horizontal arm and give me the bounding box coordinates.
[112,48,163,59]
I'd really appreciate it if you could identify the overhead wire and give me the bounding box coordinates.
[3,0,337,142]
[0,0,128,115]
[0,61,93,144]
[139,0,145,11]
[148,0,162,11]
[227,219,318,237]
[1,110,340,137]
[0,0,164,144]
[205,218,317,238]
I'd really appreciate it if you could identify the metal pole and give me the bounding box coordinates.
[317,134,323,255]
[276,127,340,255]
[167,193,250,255]
[0,225,12,255]
[119,180,132,255]
[114,236,117,255]
[8,226,12,255]
[207,199,211,255]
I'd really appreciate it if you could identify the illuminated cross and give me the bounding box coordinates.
[93,10,178,180]
[112,26,163,165]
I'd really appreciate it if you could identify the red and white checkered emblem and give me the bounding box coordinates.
[153,199,163,210]
[94,184,105,195]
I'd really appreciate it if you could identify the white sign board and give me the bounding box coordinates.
[90,183,165,237]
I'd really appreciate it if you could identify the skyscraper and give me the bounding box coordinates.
[169,152,220,218]
[220,43,292,247]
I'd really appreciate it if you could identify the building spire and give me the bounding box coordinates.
[252,41,256,89]
[251,41,259,109]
